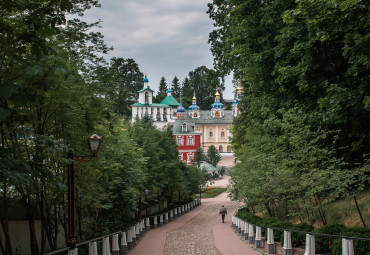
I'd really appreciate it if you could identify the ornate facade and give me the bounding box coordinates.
[132,74,243,163]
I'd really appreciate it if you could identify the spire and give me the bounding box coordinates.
[177,96,185,119]
[215,87,220,98]
[211,86,224,118]
[143,73,149,88]
[188,90,200,118]
[143,72,149,83]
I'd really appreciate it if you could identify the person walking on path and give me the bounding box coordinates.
[219,204,227,223]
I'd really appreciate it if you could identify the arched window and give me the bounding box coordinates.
[145,92,149,105]
[182,123,187,132]
[227,145,231,153]
[219,145,223,153]
[163,108,167,121]
[209,131,213,137]
[221,130,225,137]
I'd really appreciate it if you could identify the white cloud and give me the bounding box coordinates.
[80,0,235,98]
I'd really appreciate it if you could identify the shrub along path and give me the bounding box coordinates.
[128,176,260,255]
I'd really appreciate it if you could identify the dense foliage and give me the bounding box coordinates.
[0,2,206,254]
[236,209,370,255]
[208,0,369,226]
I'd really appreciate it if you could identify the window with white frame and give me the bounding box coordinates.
[182,123,187,132]
[188,154,194,162]
[178,154,183,161]
[221,130,225,137]
[176,138,183,145]
[209,128,214,137]
[187,136,194,145]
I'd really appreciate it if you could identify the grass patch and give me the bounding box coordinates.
[322,187,370,227]
[199,187,227,198]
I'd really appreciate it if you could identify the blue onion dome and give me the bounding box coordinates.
[167,88,172,93]
[177,100,185,112]
[189,103,200,111]
[143,74,149,83]
[211,101,224,109]
[232,98,238,106]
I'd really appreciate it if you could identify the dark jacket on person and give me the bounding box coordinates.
[219,207,227,215]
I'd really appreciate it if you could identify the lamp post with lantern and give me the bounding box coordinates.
[67,133,102,250]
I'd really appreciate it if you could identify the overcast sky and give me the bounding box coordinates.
[81,0,235,99]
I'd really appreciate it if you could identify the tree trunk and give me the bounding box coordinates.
[25,196,39,255]
[353,195,367,227]
[264,202,273,217]
[53,203,58,249]
[1,184,13,255]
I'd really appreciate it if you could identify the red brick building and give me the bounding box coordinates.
[169,101,201,164]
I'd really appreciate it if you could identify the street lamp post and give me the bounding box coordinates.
[67,133,102,250]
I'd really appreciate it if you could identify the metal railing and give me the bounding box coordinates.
[43,199,201,255]
[232,214,370,255]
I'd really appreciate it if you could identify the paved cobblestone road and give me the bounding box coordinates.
[128,176,261,255]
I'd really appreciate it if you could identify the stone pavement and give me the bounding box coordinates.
[128,176,261,255]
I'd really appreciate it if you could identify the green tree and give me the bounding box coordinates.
[171,76,181,99]
[185,66,225,110]
[194,148,205,166]
[207,145,222,167]
[105,57,143,116]
[181,77,192,108]
[208,0,369,225]
[155,76,168,103]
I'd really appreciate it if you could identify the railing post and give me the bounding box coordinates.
[342,238,354,255]
[244,222,249,240]
[89,241,97,255]
[145,218,150,231]
[131,227,136,245]
[165,212,169,223]
[238,219,242,234]
[304,234,315,255]
[241,220,245,237]
[267,228,275,254]
[141,219,145,233]
[68,248,78,255]
[135,223,140,240]
[112,234,119,255]
[170,210,173,221]
[248,224,255,244]
[255,226,262,248]
[120,232,127,254]
[159,214,164,226]
[126,230,132,249]
[154,216,158,228]
[283,230,293,255]
[102,236,110,255]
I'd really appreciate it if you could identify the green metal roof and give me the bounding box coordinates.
[160,95,180,106]
[198,162,217,172]
[131,103,169,108]
[137,87,154,93]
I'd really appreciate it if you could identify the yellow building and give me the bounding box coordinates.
[182,90,235,154]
